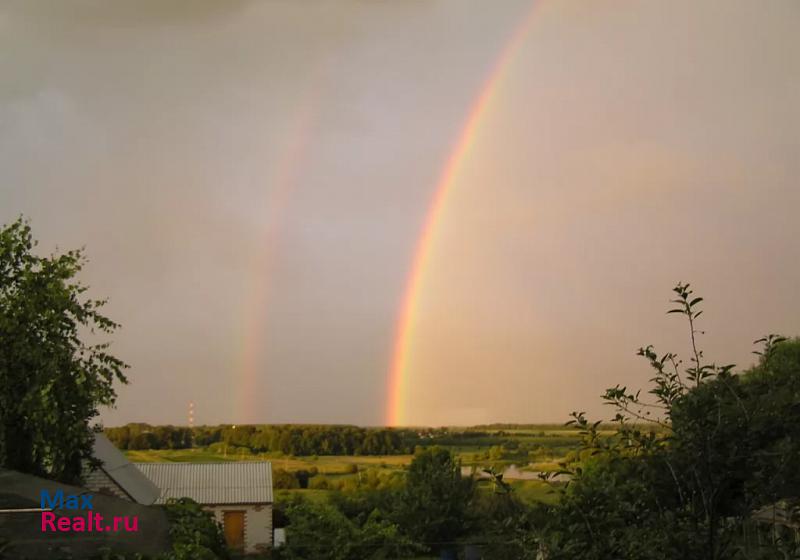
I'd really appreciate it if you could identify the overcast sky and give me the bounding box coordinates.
[1,0,799,427]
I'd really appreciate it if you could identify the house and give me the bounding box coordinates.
[82,433,160,505]
[0,468,171,559]
[135,461,273,554]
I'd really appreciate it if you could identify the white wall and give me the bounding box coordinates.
[207,503,273,554]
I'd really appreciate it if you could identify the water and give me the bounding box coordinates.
[461,464,569,481]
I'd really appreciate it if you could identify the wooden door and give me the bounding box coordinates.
[223,510,245,551]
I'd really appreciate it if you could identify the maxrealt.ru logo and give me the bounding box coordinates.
[40,490,139,532]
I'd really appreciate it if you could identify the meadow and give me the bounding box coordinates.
[122,424,583,506]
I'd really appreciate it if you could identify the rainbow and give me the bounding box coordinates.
[386,2,541,426]
[237,78,322,423]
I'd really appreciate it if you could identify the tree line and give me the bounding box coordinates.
[105,423,419,456]
[103,422,563,455]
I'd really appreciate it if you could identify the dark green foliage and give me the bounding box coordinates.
[105,421,585,460]
[276,449,477,557]
[294,469,312,489]
[328,487,400,525]
[106,423,413,456]
[396,447,476,553]
[470,491,541,560]
[544,284,800,560]
[278,497,419,560]
[545,454,704,560]
[354,510,422,560]
[273,468,301,489]
[0,218,128,483]
[106,423,195,451]
[161,498,228,560]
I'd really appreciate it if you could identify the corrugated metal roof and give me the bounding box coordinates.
[92,433,161,505]
[134,462,272,505]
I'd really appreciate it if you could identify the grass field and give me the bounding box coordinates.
[127,448,413,472]
[124,427,582,505]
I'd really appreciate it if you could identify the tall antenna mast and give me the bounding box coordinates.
[187,401,196,449]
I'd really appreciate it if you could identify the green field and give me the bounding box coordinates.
[124,425,582,505]
[127,448,413,472]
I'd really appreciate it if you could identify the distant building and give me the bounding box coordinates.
[83,433,160,505]
[135,462,273,554]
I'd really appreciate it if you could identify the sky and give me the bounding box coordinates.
[1,0,799,427]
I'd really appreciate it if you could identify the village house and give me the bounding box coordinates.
[135,461,273,554]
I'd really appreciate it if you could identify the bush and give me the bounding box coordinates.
[309,476,330,490]
[295,469,312,489]
[280,499,419,560]
[208,442,226,454]
[280,500,358,559]
[161,498,228,560]
[273,468,300,489]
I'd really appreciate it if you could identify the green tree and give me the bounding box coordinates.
[546,284,800,559]
[281,498,418,560]
[0,218,128,483]
[272,468,300,489]
[162,497,229,560]
[396,447,475,553]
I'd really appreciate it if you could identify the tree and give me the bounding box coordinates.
[546,283,800,559]
[281,498,419,560]
[162,497,229,560]
[396,447,475,553]
[0,218,128,483]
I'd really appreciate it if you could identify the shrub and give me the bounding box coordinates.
[208,442,226,454]
[162,498,228,560]
[309,476,330,490]
[273,468,300,489]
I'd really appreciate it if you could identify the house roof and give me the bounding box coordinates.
[134,462,273,505]
[91,433,160,505]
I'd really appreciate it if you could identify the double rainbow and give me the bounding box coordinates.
[235,4,542,426]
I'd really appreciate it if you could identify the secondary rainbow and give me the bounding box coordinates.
[237,76,323,423]
[386,2,541,426]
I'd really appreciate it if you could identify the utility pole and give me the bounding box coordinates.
[188,401,195,450]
